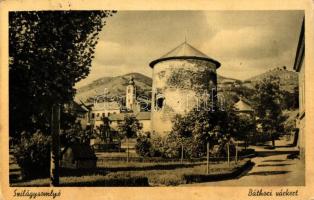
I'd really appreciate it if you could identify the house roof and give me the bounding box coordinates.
[92,101,121,111]
[234,98,253,112]
[135,111,151,120]
[108,112,151,121]
[149,41,221,68]
[68,101,89,113]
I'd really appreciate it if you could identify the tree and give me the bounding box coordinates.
[118,115,143,162]
[135,132,152,157]
[9,11,116,185]
[94,116,112,143]
[252,76,286,148]
[60,121,91,146]
[281,86,299,110]
[9,11,115,138]
[168,103,224,158]
[13,130,51,179]
[235,115,256,149]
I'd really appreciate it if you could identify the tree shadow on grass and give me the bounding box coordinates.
[262,159,286,163]
[247,171,290,176]
[258,164,291,167]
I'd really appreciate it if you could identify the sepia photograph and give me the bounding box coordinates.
[7,9,306,189]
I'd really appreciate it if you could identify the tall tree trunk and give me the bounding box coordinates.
[227,142,230,167]
[235,141,238,165]
[50,104,60,186]
[206,142,209,174]
[272,133,276,148]
[245,136,248,150]
[127,137,129,163]
[181,144,184,164]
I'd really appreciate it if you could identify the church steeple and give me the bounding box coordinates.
[126,76,136,110]
[128,76,135,85]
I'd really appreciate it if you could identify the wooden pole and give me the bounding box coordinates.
[127,137,129,163]
[181,143,184,164]
[227,142,230,167]
[206,142,209,174]
[235,141,238,165]
[50,104,60,186]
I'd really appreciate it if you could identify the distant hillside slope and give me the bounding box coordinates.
[75,73,152,103]
[75,68,297,105]
[245,66,298,92]
[75,73,240,103]
[217,74,239,85]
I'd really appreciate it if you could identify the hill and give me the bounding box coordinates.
[75,73,152,103]
[245,66,298,92]
[75,67,298,106]
[75,73,240,104]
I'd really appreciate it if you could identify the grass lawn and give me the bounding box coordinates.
[10,159,249,186]
[106,160,247,186]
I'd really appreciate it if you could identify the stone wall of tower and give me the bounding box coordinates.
[151,59,218,136]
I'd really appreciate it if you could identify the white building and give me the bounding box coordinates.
[293,19,305,159]
[89,77,151,132]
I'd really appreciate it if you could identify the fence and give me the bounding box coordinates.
[96,154,255,164]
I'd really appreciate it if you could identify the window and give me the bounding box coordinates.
[91,113,95,119]
[156,97,165,110]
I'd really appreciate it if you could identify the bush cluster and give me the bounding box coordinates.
[13,130,51,179]
[135,132,163,157]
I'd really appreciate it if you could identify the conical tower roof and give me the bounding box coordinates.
[149,41,220,68]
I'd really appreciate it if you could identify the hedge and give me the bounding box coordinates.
[11,176,149,187]
[183,160,255,184]
[97,153,256,163]
[60,176,149,187]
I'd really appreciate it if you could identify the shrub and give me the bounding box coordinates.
[135,133,152,157]
[135,132,164,157]
[149,132,164,157]
[13,130,51,179]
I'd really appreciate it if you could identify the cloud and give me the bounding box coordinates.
[75,10,304,86]
[93,40,126,66]
[203,27,287,60]
[199,11,304,80]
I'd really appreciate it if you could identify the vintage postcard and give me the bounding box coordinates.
[0,0,313,200]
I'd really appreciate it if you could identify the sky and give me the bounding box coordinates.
[75,10,304,88]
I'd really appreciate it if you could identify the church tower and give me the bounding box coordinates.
[126,77,136,110]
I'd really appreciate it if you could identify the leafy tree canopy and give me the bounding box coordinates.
[168,103,242,158]
[118,115,143,139]
[9,11,116,138]
[252,76,287,147]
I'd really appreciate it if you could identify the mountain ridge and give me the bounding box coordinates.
[75,68,298,103]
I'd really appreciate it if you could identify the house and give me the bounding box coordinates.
[90,101,121,127]
[293,19,305,159]
[108,111,151,133]
[233,98,254,117]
